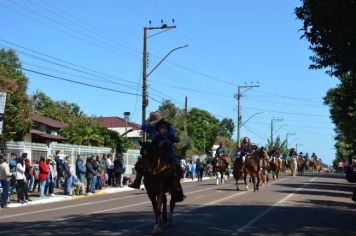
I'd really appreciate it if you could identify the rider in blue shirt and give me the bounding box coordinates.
[129,111,185,202]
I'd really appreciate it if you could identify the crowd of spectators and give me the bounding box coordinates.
[0,151,132,208]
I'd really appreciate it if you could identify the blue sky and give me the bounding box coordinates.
[0,0,337,164]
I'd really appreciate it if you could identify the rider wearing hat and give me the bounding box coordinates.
[129,111,185,202]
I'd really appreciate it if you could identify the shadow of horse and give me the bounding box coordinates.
[138,141,177,235]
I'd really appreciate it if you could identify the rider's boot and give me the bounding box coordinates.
[128,173,142,189]
[171,160,186,202]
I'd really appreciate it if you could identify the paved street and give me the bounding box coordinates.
[0,174,355,236]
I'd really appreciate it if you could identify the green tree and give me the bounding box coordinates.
[187,108,220,154]
[295,0,356,77]
[324,75,356,150]
[218,118,235,139]
[332,133,353,171]
[32,90,84,123]
[266,135,288,155]
[296,1,356,162]
[0,49,31,141]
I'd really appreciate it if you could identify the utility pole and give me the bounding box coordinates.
[142,20,177,141]
[286,132,296,150]
[236,82,259,147]
[270,117,283,148]
[184,96,188,135]
[296,143,303,153]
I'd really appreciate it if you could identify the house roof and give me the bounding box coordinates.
[99,117,141,130]
[30,129,66,141]
[31,114,67,129]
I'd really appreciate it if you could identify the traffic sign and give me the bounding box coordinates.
[0,92,6,135]
[0,92,6,114]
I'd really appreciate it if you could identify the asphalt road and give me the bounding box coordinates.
[0,173,355,236]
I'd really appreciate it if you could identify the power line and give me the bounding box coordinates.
[251,90,321,104]
[16,66,141,96]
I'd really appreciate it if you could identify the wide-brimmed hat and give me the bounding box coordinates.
[146,111,164,125]
[299,152,303,155]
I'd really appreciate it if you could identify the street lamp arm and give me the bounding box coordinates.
[241,112,263,127]
[147,44,189,78]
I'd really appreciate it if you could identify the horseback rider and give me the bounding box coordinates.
[129,111,185,202]
[240,137,253,163]
[311,152,317,162]
[214,141,228,165]
[289,148,297,158]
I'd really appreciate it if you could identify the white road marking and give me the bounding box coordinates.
[232,176,317,236]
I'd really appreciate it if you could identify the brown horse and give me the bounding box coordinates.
[243,147,270,191]
[138,141,178,234]
[233,157,245,191]
[212,155,229,185]
[269,156,281,180]
[309,159,320,173]
[297,158,307,175]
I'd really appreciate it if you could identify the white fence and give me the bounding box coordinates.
[1,142,140,175]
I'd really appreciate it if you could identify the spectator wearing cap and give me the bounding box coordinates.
[16,156,27,204]
[0,155,13,208]
[38,156,49,198]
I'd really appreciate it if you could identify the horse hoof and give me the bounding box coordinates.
[153,225,161,235]
[245,185,249,191]
[166,216,172,227]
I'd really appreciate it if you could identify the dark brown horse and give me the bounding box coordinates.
[138,141,178,234]
[212,155,229,185]
[269,156,281,180]
[233,156,246,191]
[297,158,307,175]
[243,147,270,191]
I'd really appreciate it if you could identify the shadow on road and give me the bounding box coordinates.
[1,202,355,236]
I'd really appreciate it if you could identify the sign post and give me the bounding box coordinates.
[0,92,7,135]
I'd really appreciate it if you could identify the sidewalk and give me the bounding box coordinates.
[5,176,213,208]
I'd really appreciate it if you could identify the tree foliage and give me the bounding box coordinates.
[187,108,220,155]
[295,0,356,77]
[324,74,356,150]
[296,0,356,163]
[0,49,31,141]
[32,90,127,152]
[218,118,235,139]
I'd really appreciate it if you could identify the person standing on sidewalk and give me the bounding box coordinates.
[16,156,27,204]
[75,156,85,183]
[196,158,204,181]
[114,153,125,187]
[106,154,114,186]
[85,156,95,194]
[24,153,34,194]
[0,155,13,208]
[63,156,73,196]
[38,156,49,198]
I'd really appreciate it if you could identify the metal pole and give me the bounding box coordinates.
[237,86,241,147]
[142,27,148,141]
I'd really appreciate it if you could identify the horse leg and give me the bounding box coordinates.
[162,194,167,226]
[235,176,240,191]
[244,172,249,190]
[167,196,175,227]
[256,175,260,191]
[153,192,164,235]
[252,175,256,191]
